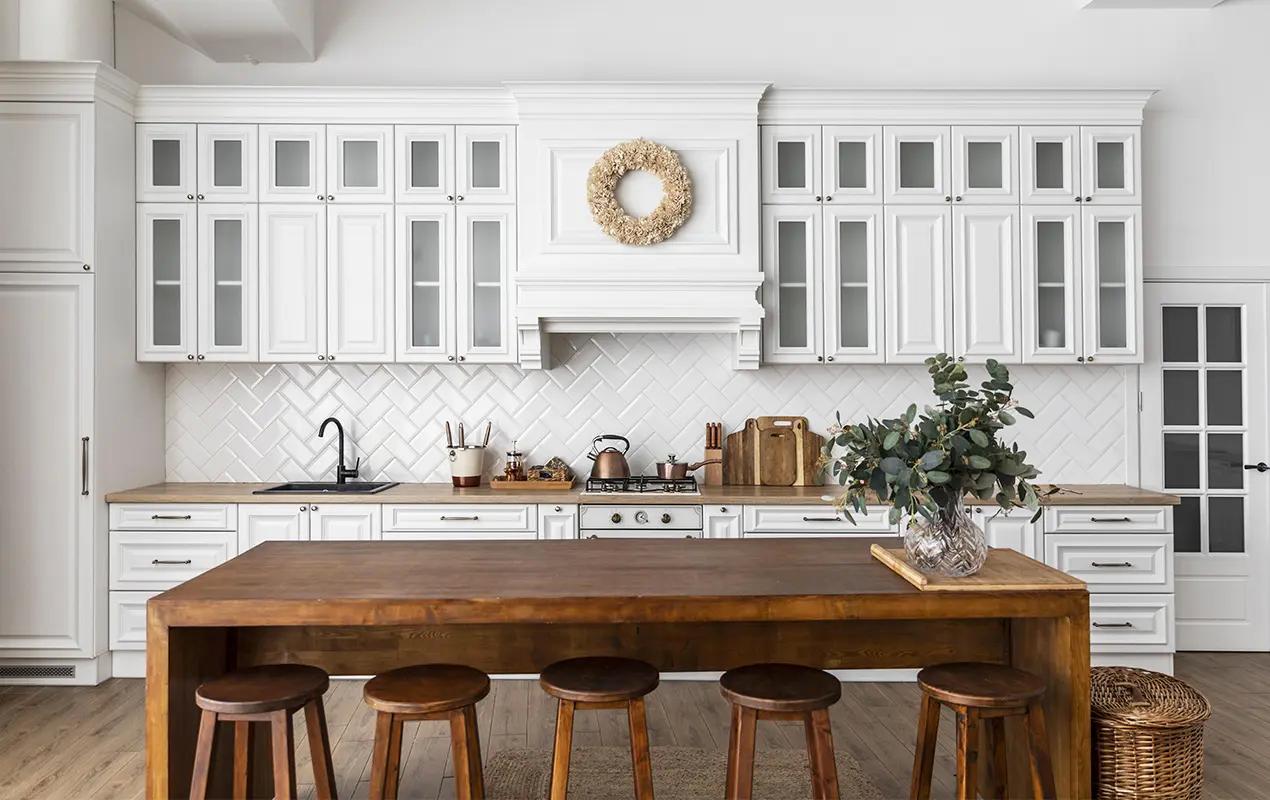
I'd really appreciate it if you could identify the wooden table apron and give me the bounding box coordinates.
[144,539,1091,799]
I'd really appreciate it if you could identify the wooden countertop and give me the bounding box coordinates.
[107,481,1178,506]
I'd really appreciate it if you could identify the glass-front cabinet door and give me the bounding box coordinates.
[395,206,454,362]
[1082,206,1142,362]
[196,204,257,361]
[823,207,883,363]
[951,206,1020,363]
[260,125,326,202]
[1081,126,1140,204]
[885,207,952,362]
[1021,127,1079,204]
[326,126,393,203]
[196,124,257,202]
[761,126,821,204]
[456,126,515,204]
[395,125,454,204]
[952,126,1018,204]
[822,126,881,204]
[456,206,515,362]
[1021,207,1083,363]
[883,126,951,204]
[136,124,195,202]
[136,203,196,360]
[761,206,821,363]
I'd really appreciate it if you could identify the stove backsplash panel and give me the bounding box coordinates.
[166,334,1131,485]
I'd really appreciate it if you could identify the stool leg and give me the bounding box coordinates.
[1024,701,1057,800]
[269,708,297,800]
[627,698,654,800]
[909,694,940,800]
[450,705,484,800]
[954,709,979,800]
[549,699,575,800]
[369,711,395,800]
[189,709,218,800]
[304,699,338,800]
[385,715,404,800]
[804,708,839,800]
[725,705,758,800]
[233,720,253,800]
[983,717,1009,800]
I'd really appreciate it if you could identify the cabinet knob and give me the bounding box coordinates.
[720,506,727,512]
[945,196,952,202]
[1075,196,1083,202]
[299,505,306,511]
[447,195,454,201]
[317,194,324,200]
[955,195,963,202]
[1086,355,1095,363]
[825,195,833,202]
[311,505,318,511]
[458,355,466,362]
[457,195,465,202]
[447,355,455,362]
[554,505,562,512]
[326,195,334,201]
[826,356,835,362]
[318,354,326,360]
[197,194,205,200]
[196,354,205,361]
[816,355,824,362]
[187,194,194,200]
[1077,356,1085,363]
[1085,196,1093,202]
[83,264,90,271]
[186,354,195,361]
[815,195,822,202]
[328,354,335,361]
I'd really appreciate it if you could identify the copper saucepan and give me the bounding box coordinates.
[655,454,722,480]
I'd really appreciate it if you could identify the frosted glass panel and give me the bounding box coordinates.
[837,221,868,283]
[411,140,440,188]
[411,285,440,347]
[1096,141,1125,190]
[342,140,379,188]
[470,141,501,188]
[472,285,501,347]
[1209,497,1245,553]
[1162,307,1198,362]
[776,221,807,284]
[212,139,242,187]
[411,220,441,283]
[840,287,868,348]
[1163,370,1198,426]
[152,139,181,187]
[1099,287,1127,349]
[153,219,181,282]
[1037,287,1065,349]
[1174,496,1201,553]
[836,141,867,189]
[1206,307,1241,363]
[274,140,310,187]
[1208,433,1244,490]
[778,287,807,348]
[1097,222,1126,283]
[966,141,1002,189]
[471,220,501,283]
[214,285,242,347]
[213,219,242,282]
[776,141,806,189]
[899,141,935,189]
[1207,371,1242,425]
[1034,141,1064,189]
[1164,433,1200,489]
[1036,221,1065,284]
[153,284,181,346]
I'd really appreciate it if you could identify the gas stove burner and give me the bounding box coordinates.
[584,475,700,495]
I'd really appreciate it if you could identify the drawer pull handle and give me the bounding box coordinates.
[802,516,842,522]
[152,559,193,565]
[1091,561,1133,568]
[151,514,193,521]
[1090,517,1131,523]
[1092,621,1134,629]
[439,515,479,521]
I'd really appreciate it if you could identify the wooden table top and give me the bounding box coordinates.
[150,539,1085,628]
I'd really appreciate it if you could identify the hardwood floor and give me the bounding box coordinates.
[0,653,1265,799]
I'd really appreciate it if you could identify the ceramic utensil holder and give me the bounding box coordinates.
[448,445,485,487]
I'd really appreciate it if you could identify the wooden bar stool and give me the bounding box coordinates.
[540,656,659,800]
[363,663,490,800]
[190,663,336,800]
[720,663,842,800]
[910,662,1057,800]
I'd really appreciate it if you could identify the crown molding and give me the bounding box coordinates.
[759,88,1157,125]
[506,81,771,121]
[133,85,518,123]
[0,61,139,115]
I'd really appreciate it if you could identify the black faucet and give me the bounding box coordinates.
[318,417,361,484]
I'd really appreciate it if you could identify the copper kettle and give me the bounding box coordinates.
[587,434,631,479]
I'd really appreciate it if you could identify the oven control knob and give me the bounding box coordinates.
[661,513,672,525]
[610,512,622,524]
[634,510,649,524]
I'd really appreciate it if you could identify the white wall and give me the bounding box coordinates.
[0,0,114,62]
[115,0,1270,277]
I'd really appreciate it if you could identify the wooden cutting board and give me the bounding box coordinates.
[722,419,758,485]
[870,545,1085,592]
[723,417,825,486]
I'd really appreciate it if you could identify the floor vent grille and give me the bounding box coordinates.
[0,664,76,679]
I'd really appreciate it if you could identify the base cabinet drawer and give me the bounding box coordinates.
[1044,506,1170,534]
[382,504,535,534]
[1090,593,1174,653]
[109,591,159,650]
[743,505,895,536]
[109,531,235,590]
[109,503,236,531]
[1045,533,1172,592]
[380,530,538,541]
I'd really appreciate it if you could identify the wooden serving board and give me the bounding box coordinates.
[490,479,575,491]
[722,421,756,485]
[754,416,825,487]
[870,544,1084,592]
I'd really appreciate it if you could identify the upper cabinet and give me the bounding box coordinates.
[196,125,258,202]
[1021,126,1079,204]
[883,126,951,204]
[761,126,821,203]
[762,125,881,204]
[136,204,196,360]
[1082,205,1142,363]
[396,125,454,203]
[395,125,515,205]
[951,126,1018,204]
[137,124,196,202]
[260,124,326,202]
[139,123,257,202]
[1081,127,1140,204]
[326,125,393,203]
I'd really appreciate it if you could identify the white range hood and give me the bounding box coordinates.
[507,82,769,370]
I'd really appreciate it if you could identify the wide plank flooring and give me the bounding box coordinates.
[0,653,1265,799]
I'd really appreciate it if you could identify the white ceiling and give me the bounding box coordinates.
[117,0,314,62]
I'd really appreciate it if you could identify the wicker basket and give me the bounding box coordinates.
[1091,667,1211,800]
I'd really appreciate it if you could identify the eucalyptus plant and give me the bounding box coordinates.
[824,353,1042,526]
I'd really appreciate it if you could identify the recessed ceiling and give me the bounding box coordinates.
[117,0,315,63]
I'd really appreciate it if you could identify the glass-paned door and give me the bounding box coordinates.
[395,206,454,362]
[951,126,1018,204]
[823,206,883,362]
[761,126,821,204]
[395,125,454,204]
[1020,126,1079,204]
[1080,126,1140,204]
[1143,282,1269,651]
[326,125,393,203]
[761,206,821,363]
[883,126,951,204]
[1021,207,1082,363]
[196,124,257,202]
[456,126,515,204]
[136,123,195,202]
[822,126,880,204]
[136,203,195,361]
[196,204,257,361]
[1082,206,1141,363]
[456,205,515,363]
[259,124,326,203]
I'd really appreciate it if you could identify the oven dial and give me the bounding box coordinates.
[634,510,649,524]
[610,512,622,524]
[661,513,672,524]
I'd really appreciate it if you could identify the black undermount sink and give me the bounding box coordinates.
[254,481,399,495]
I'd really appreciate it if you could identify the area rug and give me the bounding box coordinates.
[486,745,884,800]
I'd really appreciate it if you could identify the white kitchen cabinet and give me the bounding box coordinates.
[1081,126,1140,204]
[970,507,1040,559]
[382,504,536,534]
[538,504,579,540]
[109,591,158,651]
[761,205,821,363]
[883,126,951,204]
[1020,127,1079,204]
[327,205,393,362]
[951,126,1018,204]
[951,206,1020,363]
[884,206,952,362]
[823,206,884,363]
[763,125,880,205]
[761,125,821,204]
[136,123,196,202]
[260,124,326,202]
[743,505,895,536]
[456,126,516,204]
[108,530,235,590]
[822,126,882,204]
[326,125,393,203]
[1021,206,1083,364]
[704,505,743,539]
[396,125,455,203]
[196,204,258,361]
[196,124,258,202]
[238,504,311,550]
[311,505,381,541]
[136,203,197,361]
[455,205,516,363]
[1082,205,1142,363]
[259,204,326,361]
[396,206,455,362]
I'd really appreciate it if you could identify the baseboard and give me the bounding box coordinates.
[0,652,112,686]
[1092,652,1174,675]
[111,650,146,678]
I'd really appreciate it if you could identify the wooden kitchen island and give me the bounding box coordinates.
[147,538,1090,799]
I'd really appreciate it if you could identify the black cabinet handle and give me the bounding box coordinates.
[1091,561,1132,568]
[151,514,192,521]
[152,559,193,565]
[81,437,89,495]
[1089,517,1131,523]
[1092,621,1134,629]
[802,516,841,522]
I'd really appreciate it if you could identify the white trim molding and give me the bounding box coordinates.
[506,81,771,121]
[0,61,138,114]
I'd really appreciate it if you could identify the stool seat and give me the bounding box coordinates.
[364,664,490,716]
[720,663,842,714]
[540,656,658,704]
[195,663,329,715]
[917,662,1045,709]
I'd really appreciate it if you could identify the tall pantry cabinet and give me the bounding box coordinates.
[0,63,165,685]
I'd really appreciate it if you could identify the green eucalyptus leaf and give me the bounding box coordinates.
[926,470,952,484]
[968,429,990,448]
[967,454,992,469]
[882,430,901,450]
[880,457,905,475]
[998,411,1016,426]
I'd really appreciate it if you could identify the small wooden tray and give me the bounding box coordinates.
[870,544,1084,592]
[489,479,575,491]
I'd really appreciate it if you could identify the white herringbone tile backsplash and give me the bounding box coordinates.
[167,334,1131,484]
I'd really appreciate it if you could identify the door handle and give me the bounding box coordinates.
[1092,621,1134,629]
[81,437,89,496]
[1244,462,1269,473]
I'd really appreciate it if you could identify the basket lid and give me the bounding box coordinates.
[1091,666,1211,728]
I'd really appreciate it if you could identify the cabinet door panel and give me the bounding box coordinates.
[311,505,380,541]
[238,505,309,551]
[704,506,743,539]
[197,204,258,361]
[326,125,393,203]
[822,126,881,204]
[327,205,393,362]
[137,123,196,202]
[952,126,1018,204]
[762,126,821,203]
[884,207,951,362]
[1021,126,1079,204]
[456,205,516,362]
[260,124,326,202]
[538,505,579,540]
[1081,126,1141,204]
[952,206,1020,363]
[396,206,455,362]
[1082,206,1142,363]
[456,126,515,203]
[761,206,822,363]
[137,203,197,361]
[196,124,257,202]
[883,126,951,204]
[260,205,325,361]
[1021,206,1083,363]
[396,125,455,203]
[823,206,883,363]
